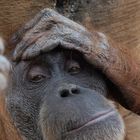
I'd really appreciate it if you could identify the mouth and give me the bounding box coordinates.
[66,109,116,134]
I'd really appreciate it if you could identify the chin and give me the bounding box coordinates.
[41,112,125,140]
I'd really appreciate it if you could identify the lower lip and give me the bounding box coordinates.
[67,109,116,134]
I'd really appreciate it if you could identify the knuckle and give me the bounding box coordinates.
[0,73,7,90]
[0,38,5,54]
[41,8,55,16]
[41,8,60,23]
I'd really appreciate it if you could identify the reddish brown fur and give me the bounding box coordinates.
[106,39,140,112]
[0,1,140,139]
[118,104,140,140]
[0,93,21,140]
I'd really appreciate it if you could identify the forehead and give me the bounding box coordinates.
[27,48,85,64]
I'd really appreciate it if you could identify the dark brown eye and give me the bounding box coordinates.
[66,60,81,75]
[27,66,48,83]
[30,74,46,82]
[68,66,80,74]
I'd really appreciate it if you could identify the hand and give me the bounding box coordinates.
[0,38,10,90]
[12,8,110,70]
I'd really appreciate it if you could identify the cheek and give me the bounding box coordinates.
[74,72,107,96]
[90,80,107,96]
[6,94,42,139]
[6,86,42,119]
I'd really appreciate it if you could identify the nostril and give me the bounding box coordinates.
[71,88,79,94]
[60,89,70,97]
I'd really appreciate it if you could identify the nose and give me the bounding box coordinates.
[59,84,80,97]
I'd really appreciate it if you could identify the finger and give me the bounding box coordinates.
[11,8,86,44]
[21,38,89,61]
[12,9,88,61]
[22,37,60,60]
[0,43,10,91]
[12,11,44,44]
[0,55,11,75]
[0,58,10,91]
[13,32,46,61]
[14,26,91,61]
[13,16,60,61]
[20,33,77,60]
[11,8,57,44]
[0,73,7,90]
[0,38,5,54]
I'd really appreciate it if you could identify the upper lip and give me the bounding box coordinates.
[66,108,115,134]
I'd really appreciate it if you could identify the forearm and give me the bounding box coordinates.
[100,40,140,112]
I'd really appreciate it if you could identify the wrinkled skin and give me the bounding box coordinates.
[6,9,140,140]
[13,9,140,113]
[7,48,125,140]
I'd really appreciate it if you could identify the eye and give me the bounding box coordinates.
[68,66,80,74]
[29,74,46,83]
[27,66,48,83]
[66,60,81,75]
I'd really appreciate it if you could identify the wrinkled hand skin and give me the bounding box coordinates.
[0,38,10,91]
[12,8,140,114]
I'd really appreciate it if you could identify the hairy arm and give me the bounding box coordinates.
[95,39,140,113]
